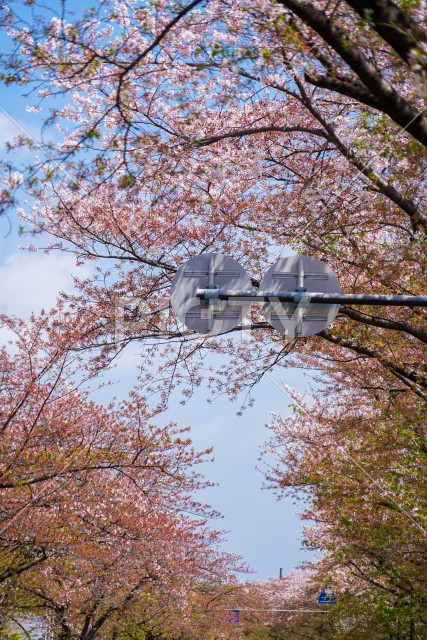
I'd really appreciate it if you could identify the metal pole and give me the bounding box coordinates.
[297,259,305,290]
[197,289,427,307]
[206,256,216,332]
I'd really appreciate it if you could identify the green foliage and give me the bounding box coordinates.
[118,173,136,188]
[0,631,20,640]
[85,129,100,139]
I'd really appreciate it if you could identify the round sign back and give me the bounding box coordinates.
[170,253,252,335]
[260,255,341,337]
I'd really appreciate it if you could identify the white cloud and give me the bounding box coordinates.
[0,108,42,149]
[0,249,89,319]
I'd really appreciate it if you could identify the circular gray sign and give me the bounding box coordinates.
[170,253,252,335]
[260,255,341,337]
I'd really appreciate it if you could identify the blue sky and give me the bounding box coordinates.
[0,53,314,583]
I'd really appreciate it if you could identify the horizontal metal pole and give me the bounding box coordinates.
[196,289,427,307]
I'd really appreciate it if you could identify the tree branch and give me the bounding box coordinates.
[277,0,427,146]
[345,0,427,69]
[319,329,427,396]
[339,306,427,345]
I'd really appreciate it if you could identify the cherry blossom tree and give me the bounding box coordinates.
[242,561,426,639]
[0,0,424,403]
[263,386,427,637]
[0,311,244,638]
[1,1,427,636]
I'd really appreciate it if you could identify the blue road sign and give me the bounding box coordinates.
[228,609,240,626]
[318,589,337,605]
